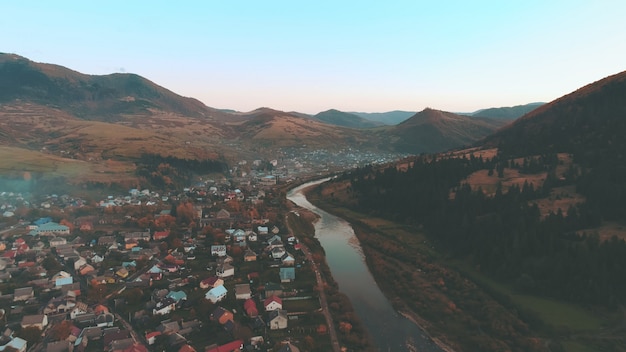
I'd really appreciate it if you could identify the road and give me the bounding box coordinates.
[286,213,341,352]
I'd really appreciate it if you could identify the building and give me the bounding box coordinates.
[234,284,251,300]
[21,314,48,329]
[205,286,227,303]
[279,267,296,283]
[264,296,282,311]
[13,287,34,302]
[268,310,288,330]
[28,222,70,236]
[216,263,234,278]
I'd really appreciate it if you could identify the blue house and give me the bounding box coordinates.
[167,290,188,304]
[279,267,295,283]
[34,217,52,226]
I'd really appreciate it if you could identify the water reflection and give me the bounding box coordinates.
[287,180,442,352]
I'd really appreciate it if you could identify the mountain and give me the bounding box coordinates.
[0,53,233,122]
[312,109,384,128]
[481,71,626,162]
[0,53,526,191]
[471,102,545,120]
[350,110,416,125]
[315,69,626,352]
[383,108,507,153]
[234,108,376,150]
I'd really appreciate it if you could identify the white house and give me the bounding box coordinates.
[211,245,227,257]
[271,247,286,259]
[153,298,176,316]
[268,310,288,330]
[264,295,283,311]
[49,237,67,247]
[206,285,228,303]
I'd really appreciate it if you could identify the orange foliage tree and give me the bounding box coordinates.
[60,219,74,232]
[176,202,195,225]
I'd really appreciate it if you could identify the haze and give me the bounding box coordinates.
[2,1,625,114]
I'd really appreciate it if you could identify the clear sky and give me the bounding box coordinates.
[2,1,625,114]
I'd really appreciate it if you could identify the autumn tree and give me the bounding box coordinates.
[155,214,176,229]
[339,321,353,334]
[60,219,74,232]
[176,202,196,225]
[48,320,72,341]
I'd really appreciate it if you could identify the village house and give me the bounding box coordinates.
[205,285,227,303]
[13,287,34,302]
[97,235,116,247]
[264,296,283,311]
[268,310,288,330]
[216,263,234,278]
[206,340,244,352]
[244,249,257,262]
[234,284,251,300]
[247,231,258,242]
[244,298,259,317]
[156,321,180,335]
[271,247,286,259]
[153,298,177,316]
[199,276,223,289]
[28,222,70,236]
[279,267,296,283]
[281,253,295,266]
[211,306,234,326]
[166,291,188,306]
[52,271,73,287]
[49,237,67,247]
[123,231,151,243]
[264,282,283,298]
[210,245,227,257]
[145,331,162,345]
[153,230,170,241]
[21,314,48,329]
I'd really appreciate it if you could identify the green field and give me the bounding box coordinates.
[452,261,604,332]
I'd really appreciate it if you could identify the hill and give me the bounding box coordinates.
[382,108,507,153]
[350,110,415,125]
[471,102,544,120]
[312,109,384,128]
[482,71,626,162]
[0,53,232,121]
[313,69,626,351]
[234,108,377,150]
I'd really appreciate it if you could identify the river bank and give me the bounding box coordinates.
[284,185,376,351]
[302,179,555,351]
[300,184,456,352]
[288,180,443,352]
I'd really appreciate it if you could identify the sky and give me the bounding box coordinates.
[2,1,626,114]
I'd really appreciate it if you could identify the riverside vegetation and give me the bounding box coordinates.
[306,151,626,351]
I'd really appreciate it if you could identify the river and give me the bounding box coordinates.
[287,179,442,352]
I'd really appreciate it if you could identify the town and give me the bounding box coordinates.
[0,156,361,352]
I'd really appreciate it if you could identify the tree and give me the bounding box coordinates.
[176,202,196,225]
[48,320,72,341]
[339,321,352,334]
[60,218,74,232]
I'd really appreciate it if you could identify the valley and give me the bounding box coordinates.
[1,52,626,352]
